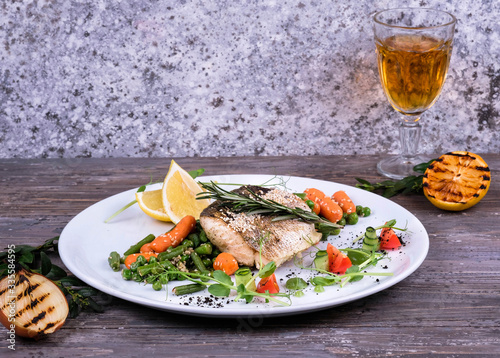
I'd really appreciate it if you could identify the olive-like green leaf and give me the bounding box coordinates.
[40,252,52,276]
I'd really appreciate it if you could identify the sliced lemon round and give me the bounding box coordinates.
[162,160,210,223]
[423,151,491,211]
[135,189,171,222]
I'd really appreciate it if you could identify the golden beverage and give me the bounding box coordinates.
[376,34,452,116]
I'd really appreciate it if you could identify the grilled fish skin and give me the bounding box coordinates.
[199,186,322,268]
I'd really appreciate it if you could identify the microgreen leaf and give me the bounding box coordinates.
[259,262,276,278]
[311,276,339,286]
[188,168,205,179]
[212,270,233,286]
[208,283,231,297]
[285,277,308,290]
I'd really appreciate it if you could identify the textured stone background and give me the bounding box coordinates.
[0,0,498,159]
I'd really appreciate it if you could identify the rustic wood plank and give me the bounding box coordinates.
[0,155,499,356]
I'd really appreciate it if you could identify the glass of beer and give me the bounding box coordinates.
[373,8,456,179]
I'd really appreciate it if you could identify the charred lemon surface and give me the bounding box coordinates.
[423,151,490,211]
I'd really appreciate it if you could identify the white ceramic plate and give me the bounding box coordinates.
[59,175,429,317]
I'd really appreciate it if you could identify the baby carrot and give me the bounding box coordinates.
[304,188,326,204]
[150,215,197,253]
[332,190,356,214]
[319,196,343,223]
[304,188,343,223]
[213,252,239,275]
[140,243,154,253]
[124,252,158,269]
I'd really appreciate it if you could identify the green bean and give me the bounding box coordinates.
[157,240,194,261]
[159,260,178,280]
[190,252,209,281]
[158,274,169,285]
[148,256,158,264]
[172,283,205,295]
[108,251,121,272]
[123,234,156,256]
[199,230,208,243]
[188,233,201,247]
[132,273,142,282]
[138,263,161,277]
[195,243,213,255]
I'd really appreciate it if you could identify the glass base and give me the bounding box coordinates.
[377,155,430,180]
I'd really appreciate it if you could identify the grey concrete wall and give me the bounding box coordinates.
[1,0,498,158]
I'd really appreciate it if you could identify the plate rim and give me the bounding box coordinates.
[59,174,429,317]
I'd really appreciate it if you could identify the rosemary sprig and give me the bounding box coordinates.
[196,181,342,230]
[355,159,436,198]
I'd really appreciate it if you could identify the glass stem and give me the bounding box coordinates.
[399,116,421,162]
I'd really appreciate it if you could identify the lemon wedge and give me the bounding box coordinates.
[162,160,210,223]
[135,189,171,222]
[423,151,491,211]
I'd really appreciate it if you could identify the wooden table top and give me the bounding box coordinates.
[1,155,499,357]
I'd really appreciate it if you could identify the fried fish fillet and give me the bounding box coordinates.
[199,186,322,268]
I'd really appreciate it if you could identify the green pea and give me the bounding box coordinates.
[211,248,221,258]
[202,258,213,267]
[362,207,371,217]
[331,228,341,236]
[188,233,201,247]
[356,205,364,216]
[121,269,132,280]
[346,212,359,225]
[152,281,163,291]
[337,217,346,226]
[305,200,315,211]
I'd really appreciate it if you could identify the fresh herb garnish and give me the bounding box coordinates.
[352,219,407,244]
[0,237,104,318]
[196,181,342,230]
[355,159,435,198]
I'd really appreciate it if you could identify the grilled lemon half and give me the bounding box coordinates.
[423,151,491,211]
